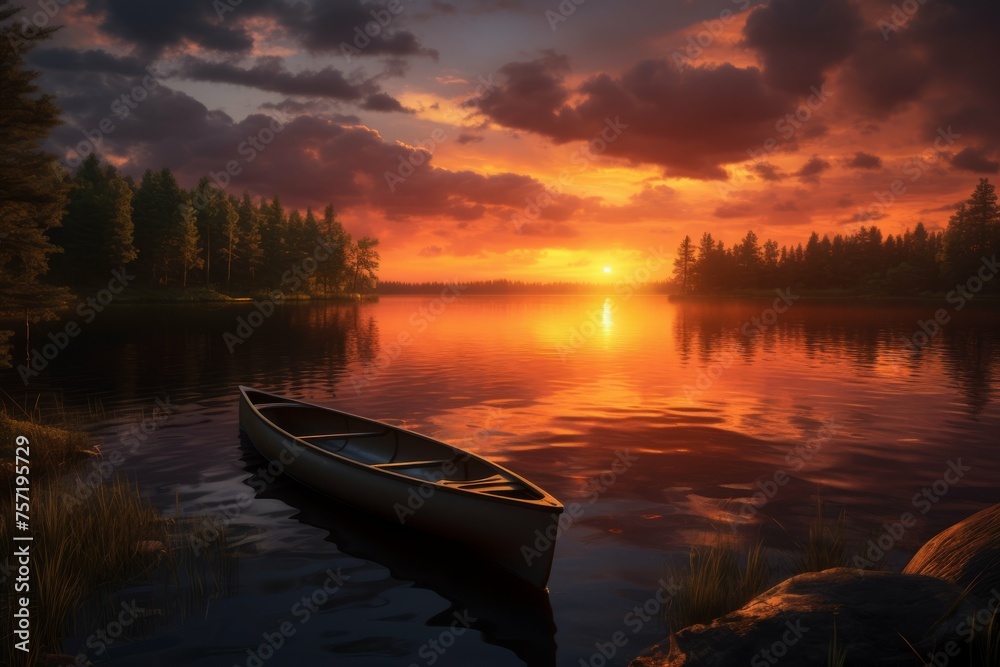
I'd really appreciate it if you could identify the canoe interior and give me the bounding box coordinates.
[245,389,545,501]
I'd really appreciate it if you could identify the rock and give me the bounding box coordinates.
[903,503,1000,604]
[134,540,166,556]
[629,568,979,667]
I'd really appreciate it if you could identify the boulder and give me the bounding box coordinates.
[903,503,1000,604]
[629,568,979,667]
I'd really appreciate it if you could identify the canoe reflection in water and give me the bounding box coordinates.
[238,433,558,667]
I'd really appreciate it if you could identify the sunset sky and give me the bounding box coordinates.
[28,0,1000,281]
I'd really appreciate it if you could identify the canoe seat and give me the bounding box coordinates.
[300,431,387,440]
[441,475,524,493]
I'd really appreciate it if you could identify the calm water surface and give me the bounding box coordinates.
[5,295,1000,666]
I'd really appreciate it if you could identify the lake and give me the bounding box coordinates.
[6,294,1000,666]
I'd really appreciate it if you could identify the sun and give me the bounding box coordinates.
[603,266,613,274]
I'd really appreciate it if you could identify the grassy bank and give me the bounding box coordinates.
[0,415,232,665]
[664,505,999,666]
[110,285,377,304]
[668,289,1000,304]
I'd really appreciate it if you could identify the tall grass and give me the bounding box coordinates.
[0,417,234,665]
[0,414,98,489]
[791,499,847,574]
[665,534,770,630]
[971,606,1000,666]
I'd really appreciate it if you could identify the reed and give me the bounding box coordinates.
[791,499,847,574]
[665,534,770,630]
[0,417,233,665]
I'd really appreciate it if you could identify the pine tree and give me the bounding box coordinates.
[944,179,999,283]
[350,237,380,294]
[0,2,73,368]
[235,193,263,286]
[317,204,350,295]
[672,235,694,294]
[51,154,136,283]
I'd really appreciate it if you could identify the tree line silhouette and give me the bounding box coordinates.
[672,179,1000,296]
[49,154,380,295]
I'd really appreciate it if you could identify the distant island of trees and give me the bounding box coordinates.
[672,179,1000,297]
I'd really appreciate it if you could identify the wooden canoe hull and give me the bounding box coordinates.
[238,388,562,588]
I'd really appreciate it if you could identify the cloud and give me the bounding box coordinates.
[456,133,484,144]
[361,92,414,113]
[419,246,444,257]
[28,48,149,76]
[82,0,255,57]
[950,147,1000,174]
[474,53,798,179]
[796,155,831,182]
[174,55,380,101]
[742,0,862,94]
[80,0,438,60]
[751,162,786,181]
[844,151,882,170]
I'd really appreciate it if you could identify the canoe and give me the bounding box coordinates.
[238,386,564,588]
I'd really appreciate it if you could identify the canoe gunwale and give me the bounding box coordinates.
[239,386,564,514]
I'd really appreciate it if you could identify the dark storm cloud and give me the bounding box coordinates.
[836,0,1000,148]
[81,0,436,59]
[844,151,882,170]
[82,0,255,57]
[950,147,1000,174]
[474,53,798,179]
[173,56,376,101]
[742,0,862,94]
[264,0,438,58]
[28,48,149,76]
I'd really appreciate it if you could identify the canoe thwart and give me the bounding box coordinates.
[300,431,388,440]
[254,403,315,410]
[372,459,456,469]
